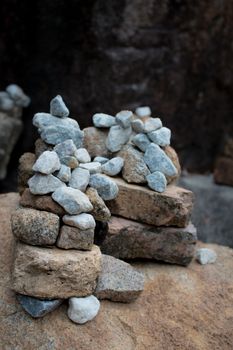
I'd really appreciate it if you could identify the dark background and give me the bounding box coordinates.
[1,0,233,190]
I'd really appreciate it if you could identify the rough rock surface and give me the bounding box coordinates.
[32,150,61,174]
[95,255,144,302]
[12,241,102,298]
[89,174,119,201]
[28,173,66,195]
[100,217,197,266]
[196,248,217,265]
[106,125,132,152]
[83,127,111,158]
[86,187,111,222]
[107,177,194,227]
[164,145,181,184]
[18,152,36,194]
[57,225,94,250]
[0,193,232,349]
[17,294,63,318]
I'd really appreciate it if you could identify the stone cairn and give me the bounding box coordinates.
[0,84,30,180]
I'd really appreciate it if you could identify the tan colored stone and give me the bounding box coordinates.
[214,156,233,186]
[18,152,36,194]
[34,138,53,158]
[12,241,102,299]
[0,193,232,349]
[86,187,111,221]
[83,126,111,158]
[164,145,181,184]
[57,225,94,250]
[107,177,194,227]
[100,216,197,265]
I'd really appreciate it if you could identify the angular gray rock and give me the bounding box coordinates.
[63,213,96,230]
[60,155,79,169]
[135,106,151,118]
[115,110,133,129]
[68,167,90,192]
[86,187,111,221]
[144,143,177,177]
[131,119,144,133]
[50,95,69,118]
[144,118,162,133]
[93,156,109,165]
[32,150,61,174]
[79,162,101,174]
[33,113,84,147]
[17,294,63,318]
[132,133,150,152]
[54,139,76,158]
[146,171,167,193]
[101,157,124,176]
[52,186,93,214]
[148,127,171,146]
[28,173,66,195]
[106,125,132,152]
[68,296,100,324]
[57,225,94,250]
[11,208,60,246]
[89,174,119,201]
[95,255,144,302]
[92,113,116,128]
[55,164,71,182]
[74,148,91,163]
[118,145,150,183]
[196,248,217,265]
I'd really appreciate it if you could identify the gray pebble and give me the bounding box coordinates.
[196,248,217,265]
[144,143,177,177]
[69,167,90,192]
[63,213,96,230]
[79,162,102,174]
[75,148,91,163]
[135,106,151,118]
[132,133,150,152]
[93,156,109,165]
[146,171,167,193]
[56,164,71,182]
[60,156,79,169]
[68,296,100,324]
[17,294,63,318]
[93,113,116,128]
[148,127,171,146]
[50,95,69,118]
[115,110,133,129]
[101,157,124,176]
[54,139,77,159]
[89,174,119,200]
[144,118,162,133]
[28,174,66,195]
[32,151,61,174]
[131,119,144,133]
[106,125,132,152]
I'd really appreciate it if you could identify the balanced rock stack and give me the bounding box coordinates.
[11,96,144,323]
[84,106,197,266]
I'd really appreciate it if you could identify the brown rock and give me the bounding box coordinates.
[0,193,232,349]
[18,152,36,194]
[95,254,144,302]
[34,138,53,158]
[20,188,66,216]
[83,126,111,158]
[214,156,233,186]
[12,241,102,299]
[107,177,194,227]
[11,208,60,246]
[164,145,181,184]
[100,217,197,265]
[57,225,94,250]
[86,187,111,221]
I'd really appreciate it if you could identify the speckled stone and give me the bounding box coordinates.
[28,174,66,195]
[146,171,167,193]
[57,225,94,250]
[86,187,111,222]
[69,167,90,192]
[148,127,171,146]
[132,133,150,152]
[32,151,61,174]
[106,125,132,152]
[50,95,69,118]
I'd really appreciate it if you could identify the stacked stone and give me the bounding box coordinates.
[83,106,197,266]
[11,96,144,323]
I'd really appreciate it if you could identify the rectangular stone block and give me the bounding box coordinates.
[100,216,197,266]
[107,177,194,227]
[57,225,94,250]
[12,241,102,299]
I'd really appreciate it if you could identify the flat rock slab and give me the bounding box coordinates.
[100,217,197,266]
[95,255,144,302]
[107,177,194,227]
[12,241,102,299]
[0,193,232,350]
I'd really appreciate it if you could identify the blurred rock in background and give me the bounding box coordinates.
[214,135,233,186]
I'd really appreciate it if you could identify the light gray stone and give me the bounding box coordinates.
[52,187,93,215]
[6,84,30,107]
[63,213,96,230]
[144,143,177,177]
[148,127,171,146]
[144,118,162,133]
[146,171,167,193]
[196,248,217,265]
[101,157,124,176]
[17,294,63,318]
[28,174,66,195]
[74,148,91,163]
[57,225,94,250]
[92,113,116,128]
[50,95,69,118]
[60,155,79,169]
[115,110,133,129]
[135,106,151,118]
[55,164,71,182]
[95,255,144,302]
[32,150,61,174]
[132,133,150,152]
[79,162,102,174]
[93,156,109,165]
[33,113,84,147]
[54,139,76,159]
[106,125,132,152]
[69,167,90,192]
[131,119,144,133]
[68,296,100,324]
[89,174,119,201]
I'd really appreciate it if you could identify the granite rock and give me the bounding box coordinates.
[32,150,61,174]
[75,148,91,163]
[86,187,111,222]
[28,173,66,195]
[101,157,124,176]
[17,294,63,318]
[69,167,90,192]
[95,255,144,302]
[89,174,119,201]
[148,127,171,146]
[79,162,102,174]
[18,152,36,194]
[196,248,217,265]
[83,127,111,158]
[68,296,100,324]
[54,139,76,159]
[55,164,71,182]
[144,143,177,177]
[50,95,69,118]
[144,118,162,133]
[132,133,150,152]
[115,110,133,129]
[93,113,116,128]
[57,225,94,250]
[146,171,167,192]
[63,213,96,230]
[106,125,132,152]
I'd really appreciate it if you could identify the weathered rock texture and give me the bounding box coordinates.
[17,152,36,194]
[57,225,94,250]
[107,177,194,227]
[12,241,102,299]
[100,217,197,266]
[0,193,232,349]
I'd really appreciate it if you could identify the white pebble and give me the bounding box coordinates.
[135,106,151,118]
[196,248,217,265]
[68,296,100,324]
[63,213,96,230]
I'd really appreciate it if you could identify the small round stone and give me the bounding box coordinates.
[146,171,167,193]
[68,295,100,324]
[196,248,217,265]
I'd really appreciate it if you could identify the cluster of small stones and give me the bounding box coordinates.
[11,96,144,324]
[0,84,30,111]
